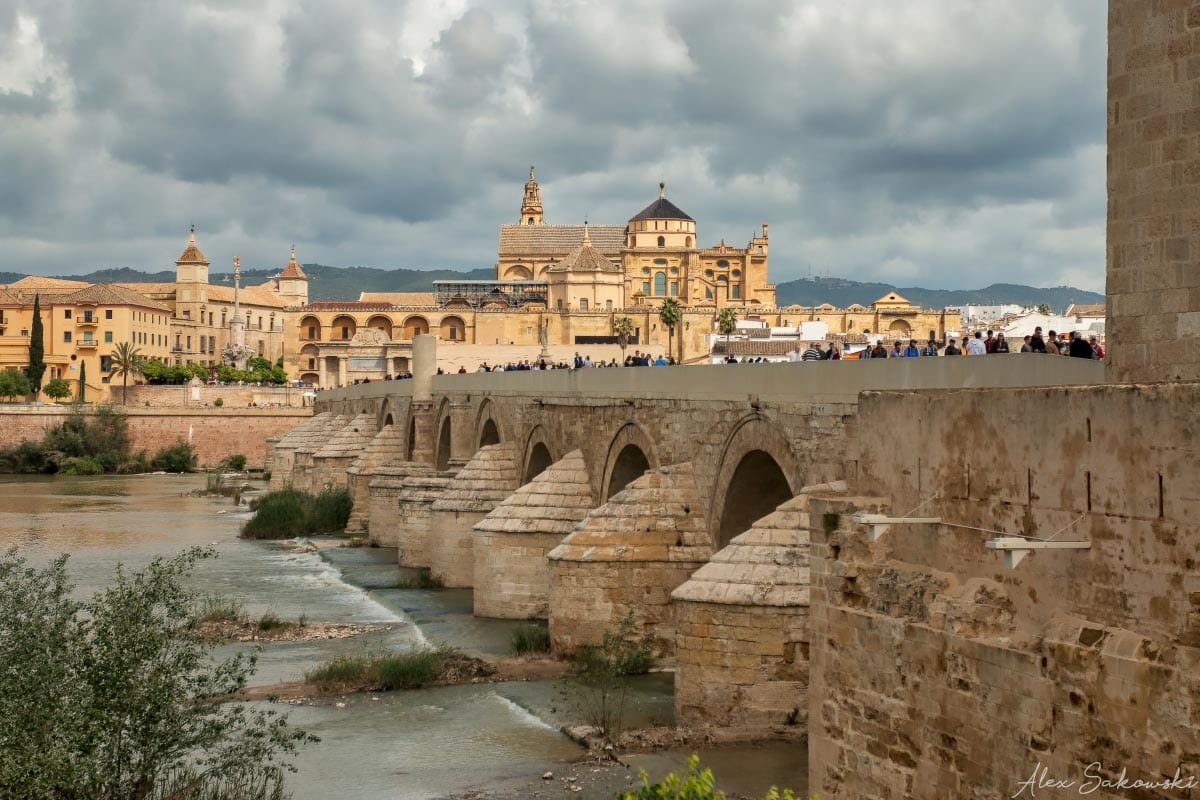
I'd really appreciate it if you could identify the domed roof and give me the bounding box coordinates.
[630,183,694,223]
[549,225,620,273]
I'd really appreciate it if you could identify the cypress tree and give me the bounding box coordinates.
[26,294,45,395]
[77,361,86,403]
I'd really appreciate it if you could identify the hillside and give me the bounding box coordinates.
[1,264,1102,311]
[773,277,1103,312]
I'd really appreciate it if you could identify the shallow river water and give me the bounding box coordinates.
[0,474,805,799]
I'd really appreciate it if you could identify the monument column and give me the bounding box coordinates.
[338,357,348,387]
[409,334,438,467]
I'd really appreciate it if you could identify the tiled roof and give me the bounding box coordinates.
[550,228,621,273]
[61,283,171,312]
[205,284,288,308]
[0,287,21,305]
[279,248,307,280]
[498,224,625,256]
[357,292,438,305]
[711,339,807,356]
[1066,303,1105,318]
[4,276,90,294]
[176,229,209,265]
[630,193,694,222]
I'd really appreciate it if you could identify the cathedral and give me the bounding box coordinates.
[494,168,775,310]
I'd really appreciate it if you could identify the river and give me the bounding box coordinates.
[0,474,805,799]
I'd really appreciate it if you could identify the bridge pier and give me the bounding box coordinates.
[428,443,522,587]
[547,462,713,658]
[266,411,332,490]
[311,412,376,494]
[472,449,595,619]
[395,470,455,567]
[291,413,350,493]
[347,424,408,536]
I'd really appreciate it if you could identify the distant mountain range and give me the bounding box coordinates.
[0,265,1103,311]
[772,276,1104,310]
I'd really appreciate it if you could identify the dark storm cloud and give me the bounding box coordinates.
[0,0,1106,289]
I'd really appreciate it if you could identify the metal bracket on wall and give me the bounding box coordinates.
[985,537,1091,569]
[850,513,943,542]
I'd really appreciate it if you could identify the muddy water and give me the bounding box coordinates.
[0,474,805,799]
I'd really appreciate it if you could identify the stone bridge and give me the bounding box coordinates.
[268,339,1100,734]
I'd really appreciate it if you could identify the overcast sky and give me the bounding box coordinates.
[0,0,1105,290]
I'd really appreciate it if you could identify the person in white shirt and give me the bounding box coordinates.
[965,331,987,356]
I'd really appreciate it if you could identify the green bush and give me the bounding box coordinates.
[213,397,224,408]
[42,378,71,402]
[195,594,244,624]
[560,612,655,742]
[60,456,104,476]
[0,406,143,474]
[616,755,801,800]
[150,441,198,473]
[0,547,316,798]
[255,611,292,632]
[304,649,446,692]
[242,488,309,539]
[509,624,551,656]
[308,487,353,533]
[0,369,32,401]
[225,454,247,471]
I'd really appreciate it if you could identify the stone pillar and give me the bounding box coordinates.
[447,400,475,469]
[408,401,436,467]
[428,443,521,587]
[472,450,595,619]
[412,334,436,401]
[337,357,348,387]
[396,472,454,567]
[1107,0,1200,382]
[547,463,711,658]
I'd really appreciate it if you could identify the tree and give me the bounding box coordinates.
[0,370,32,402]
[613,317,635,364]
[26,294,45,396]
[0,547,316,799]
[42,378,71,403]
[77,361,86,403]
[717,308,738,358]
[1036,303,1052,315]
[658,299,681,364]
[109,341,142,405]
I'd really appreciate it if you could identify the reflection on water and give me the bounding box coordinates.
[0,474,802,799]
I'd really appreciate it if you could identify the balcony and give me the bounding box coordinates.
[76,314,99,326]
[76,338,98,349]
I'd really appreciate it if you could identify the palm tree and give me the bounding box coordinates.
[658,299,682,364]
[109,341,142,405]
[717,308,738,361]
[613,317,635,364]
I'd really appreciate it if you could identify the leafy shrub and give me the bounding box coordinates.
[509,624,551,656]
[42,378,71,402]
[196,594,244,624]
[150,441,198,473]
[242,488,309,539]
[213,397,224,408]
[308,487,353,533]
[560,612,655,741]
[617,754,801,800]
[225,454,247,471]
[60,456,104,476]
[304,649,446,692]
[0,547,316,798]
[256,611,292,632]
[0,369,32,401]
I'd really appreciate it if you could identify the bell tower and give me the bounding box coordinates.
[519,166,544,225]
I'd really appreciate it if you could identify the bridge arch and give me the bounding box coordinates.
[601,421,659,501]
[405,414,417,461]
[708,414,800,550]
[521,425,555,484]
[434,397,452,471]
[475,399,502,449]
[377,397,401,430]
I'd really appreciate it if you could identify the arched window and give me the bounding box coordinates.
[654,272,667,295]
[657,236,665,248]
[685,236,693,248]
[605,299,613,310]
[527,217,535,224]
[705,288,713,299]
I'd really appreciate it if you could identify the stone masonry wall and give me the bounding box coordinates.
[809,383,1200,799]
[0,406,308,468]
[1107,0,1200,382]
